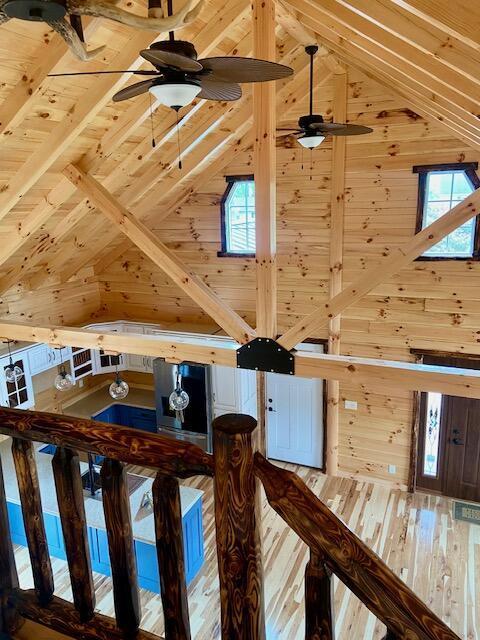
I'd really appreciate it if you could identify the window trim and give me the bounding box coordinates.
[217,174,255,258]
[413,162,480,261]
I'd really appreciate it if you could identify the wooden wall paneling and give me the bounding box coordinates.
[63,164,256,344]
[278,187,480,350]
[326,71,347,476]
[254,0,277,337]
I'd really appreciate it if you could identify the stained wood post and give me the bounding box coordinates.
[11,438,54,607]
[213,413,265,640]
[101,458,140,635]
[305,550,335,640]
[52,447,95,622]
[152,473,191,640]
[0,453,20,634]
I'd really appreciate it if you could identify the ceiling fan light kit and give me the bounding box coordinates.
[149,79,201,110]
[298,133,325,149]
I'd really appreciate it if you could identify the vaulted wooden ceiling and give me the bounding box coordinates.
[0,0,478,325]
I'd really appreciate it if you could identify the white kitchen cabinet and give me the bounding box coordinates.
[28,344,69,376]
[123,325,154,373]
[0,355,34,410]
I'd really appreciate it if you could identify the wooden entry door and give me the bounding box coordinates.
[443,396,480,501]
[417,392,480,501]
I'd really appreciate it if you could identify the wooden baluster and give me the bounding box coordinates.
[0,453,20,634]
[11,438,54,606]
[101,458,140,635]
[305,550,335,640]
[152,473,191,640]
[52,447,95,622]
[213,414,265,640]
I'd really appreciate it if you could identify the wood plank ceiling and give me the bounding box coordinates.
[0,0,479,323]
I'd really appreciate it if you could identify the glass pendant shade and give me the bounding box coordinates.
[109,377,129,400]
[54,371,75,391]
[149,82,201,110]
[5,365,23,383]
[298,133,325,149]
[169,388,189,411]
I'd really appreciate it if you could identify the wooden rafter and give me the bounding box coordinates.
[254,0,277,338]
[325,71,347,476]
[2,321,480,399]
[63,164,256,344]
[283,0,480,149]
[278,187,480,350]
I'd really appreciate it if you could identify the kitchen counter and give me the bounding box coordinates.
[64,386,156,421]
[0,437,202,545]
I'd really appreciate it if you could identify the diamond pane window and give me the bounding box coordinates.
[423,392,442,477]
[415,165,479,259]
[220,177,255,256]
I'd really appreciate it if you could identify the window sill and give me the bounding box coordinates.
[217,251,256,258]
[415,255,480,262]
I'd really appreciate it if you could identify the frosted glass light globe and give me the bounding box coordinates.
[54,371,75,391]
[169,388,189,411]
[5,365,23,383]
[109,379,129,400]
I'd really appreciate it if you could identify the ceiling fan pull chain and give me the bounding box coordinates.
[310,149,313,181]
[301,146,304,171]
[149,93,156,148]
[176,111,182,170]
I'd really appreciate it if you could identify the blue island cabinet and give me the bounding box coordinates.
[7,493,204,592]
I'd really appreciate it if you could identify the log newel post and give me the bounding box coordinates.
[305,550,335,640]
[212,413,266,640]
[152,473,191,640]
[0,453,20,634]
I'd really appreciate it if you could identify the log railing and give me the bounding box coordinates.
[0,407,461,640]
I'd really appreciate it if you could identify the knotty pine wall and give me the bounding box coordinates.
[97,68,480,486]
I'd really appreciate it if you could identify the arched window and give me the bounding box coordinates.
[218,175,255,256]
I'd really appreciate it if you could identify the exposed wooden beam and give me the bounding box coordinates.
[2,321,480,398]
[253,0,277,338]
[389,0,480,51]
[63,164,256,344]
[278,187,480,350]
[325,71,347,477]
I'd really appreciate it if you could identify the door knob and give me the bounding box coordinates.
[452,437,464,445]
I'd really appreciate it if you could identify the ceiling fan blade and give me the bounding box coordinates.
[326,123,373,136]
[112,79,155,102]
[197,79,241,101]
[276,128,301,133]
[308,122,348,132]
[140,48,203,73]
[48,70,159,77]
[198,57,293,83]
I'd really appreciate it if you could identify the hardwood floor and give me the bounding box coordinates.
[13,462,478,639]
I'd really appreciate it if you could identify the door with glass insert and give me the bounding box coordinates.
[417,390,480,501]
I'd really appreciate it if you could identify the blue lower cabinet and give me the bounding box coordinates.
[93,404,157,433]
[6,491,204,593]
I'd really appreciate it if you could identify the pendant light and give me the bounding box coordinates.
[109,361,129,400]
[54,347,75,391]
[4,340,22,383]
[169,366,189,411]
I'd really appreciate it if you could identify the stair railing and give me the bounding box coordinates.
[0,408,461,640]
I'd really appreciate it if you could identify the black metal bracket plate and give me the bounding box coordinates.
[236,338,295,375]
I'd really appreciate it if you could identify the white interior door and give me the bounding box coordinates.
[266,373,323,468]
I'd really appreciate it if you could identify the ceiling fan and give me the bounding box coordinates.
[277,45,372,149]
[48,0,293,111]
[0,0,205,61]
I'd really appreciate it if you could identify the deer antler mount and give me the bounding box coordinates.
[0,0,204,60]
